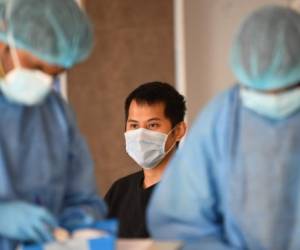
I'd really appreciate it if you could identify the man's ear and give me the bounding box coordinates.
[0,42,8,55]
[0,42,13,74]
[0,42,9,76]
[174,121,187,142]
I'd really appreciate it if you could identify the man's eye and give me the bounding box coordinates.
[129,124,139,129]
[148,123,159,129]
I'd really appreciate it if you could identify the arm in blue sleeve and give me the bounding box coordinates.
[147,88,242,250]
[182,239,240,250]
[59,108,107,231]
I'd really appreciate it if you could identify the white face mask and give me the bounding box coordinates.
[240,87,300,119]
[124,127,177,169]
[0,68,52,105]
[0,36,52,106]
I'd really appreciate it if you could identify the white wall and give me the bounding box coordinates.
[175,0,288,123]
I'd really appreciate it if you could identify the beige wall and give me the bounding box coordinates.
[183,0,287,123]
[67,0,294,195]
[68,0,175,195]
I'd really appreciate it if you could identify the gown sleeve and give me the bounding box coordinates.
[147,87,243,250]
[58,104,107,231]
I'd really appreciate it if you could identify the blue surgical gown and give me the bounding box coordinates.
[148,85,300,250]
[0,91,107,250]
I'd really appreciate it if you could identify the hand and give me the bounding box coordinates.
[72,229,106,239]
[0,201,57,243]
[59,207,94,231]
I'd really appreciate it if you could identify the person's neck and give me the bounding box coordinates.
[142,150,174,189]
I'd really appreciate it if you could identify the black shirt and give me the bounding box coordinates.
[104,171,156,238]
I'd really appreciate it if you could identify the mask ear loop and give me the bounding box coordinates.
[162,125,179,155]
[148,126,178,169]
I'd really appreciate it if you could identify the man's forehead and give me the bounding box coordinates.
[128,101,168,121]
[130,99,166,109]
[129,101,165,113]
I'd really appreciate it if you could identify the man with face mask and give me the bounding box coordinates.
[148,5,300,250]
[104,82,187,238]
[0,0,106,249]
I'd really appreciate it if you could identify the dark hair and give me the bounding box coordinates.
[125,81,186,127]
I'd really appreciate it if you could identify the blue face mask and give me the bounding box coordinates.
[124,128,177,169]
[240,87,300,119]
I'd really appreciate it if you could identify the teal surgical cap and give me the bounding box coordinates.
[0,0,93,68]
[230,5,300,91]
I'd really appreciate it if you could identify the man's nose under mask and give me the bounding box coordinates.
[124,127,177,169]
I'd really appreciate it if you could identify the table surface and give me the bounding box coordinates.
[117,239,182,250]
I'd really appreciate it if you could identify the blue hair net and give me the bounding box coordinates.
[0,0,93,68]
[230,5,300,90]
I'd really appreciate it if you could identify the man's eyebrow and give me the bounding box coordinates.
[127,119,138,123]
[147,118,161,122]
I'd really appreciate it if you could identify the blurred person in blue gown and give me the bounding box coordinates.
[0,0,106,249]
[148,5,300,250]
